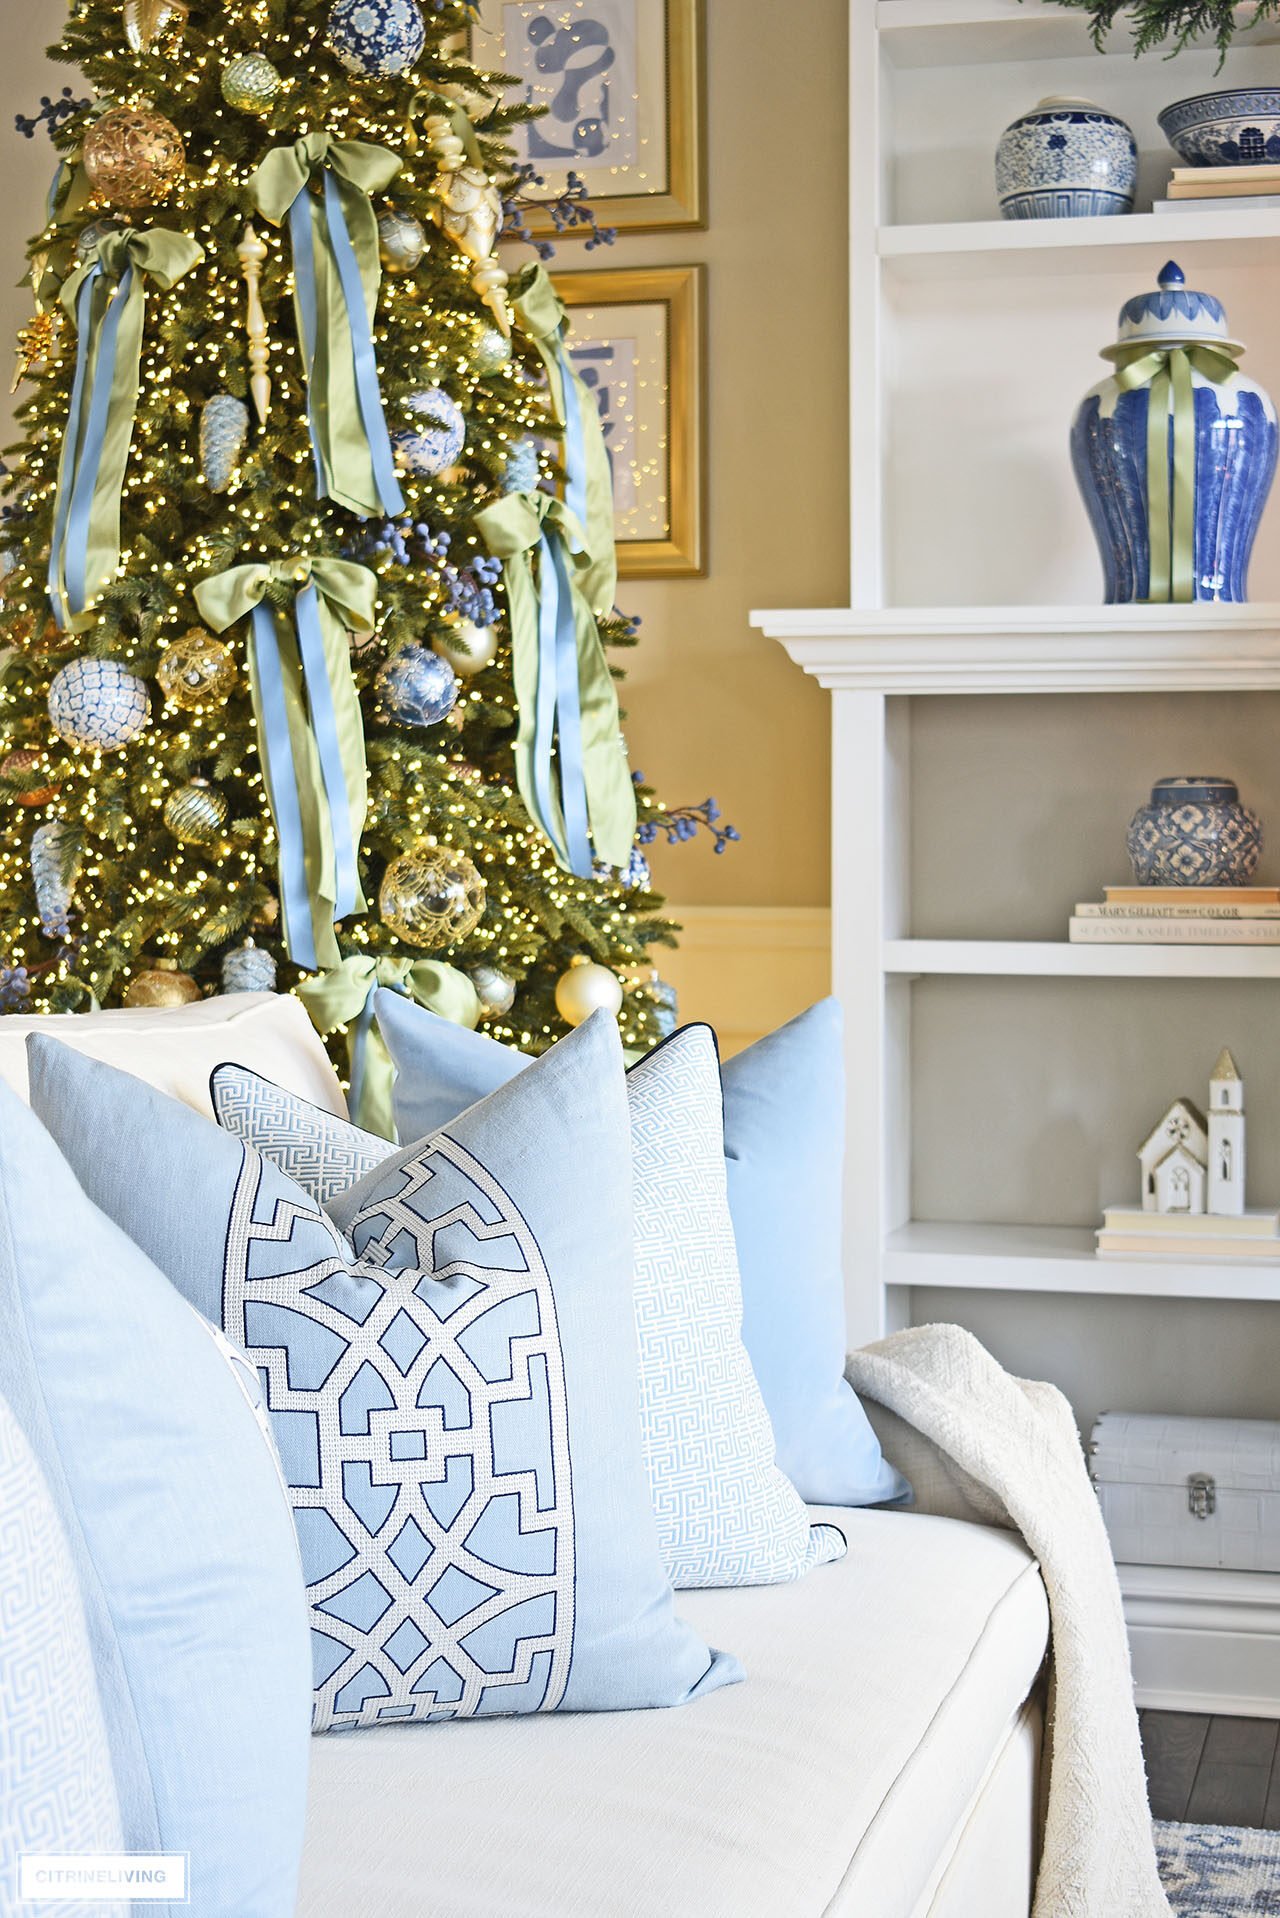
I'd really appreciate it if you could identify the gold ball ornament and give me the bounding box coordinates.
[432,621,498,677]
[377,209,427,274]
[156,627,237,710]
[123,958,201,1007]
[555,956,624,1027]
[163,777,228,846]
[1,750,58,808]
[221,53,282,114]
[379,846,486,948]
[83,107,184,210]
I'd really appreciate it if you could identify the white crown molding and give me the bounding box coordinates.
[750,605,1280,696]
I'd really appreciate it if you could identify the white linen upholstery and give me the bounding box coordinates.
[299,1509,1049,1918]
[920,1699,1042,1918]
[0,991,344,1116]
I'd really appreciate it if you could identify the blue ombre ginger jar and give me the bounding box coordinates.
[996,97,1136,219]
[1070,262,1278,602]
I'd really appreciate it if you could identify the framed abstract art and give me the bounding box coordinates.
[469,0,705,233]
[555,264,705,578]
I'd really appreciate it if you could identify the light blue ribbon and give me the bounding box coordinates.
[61,264,133,619]
[531,533,591,877]
[47,266,99,628]
[321,172,404,519]
[250,602,319,969]
[294,579,359,920]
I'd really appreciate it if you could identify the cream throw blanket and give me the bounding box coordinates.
[846,1324,1171,1918]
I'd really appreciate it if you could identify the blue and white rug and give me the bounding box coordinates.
[1156,1820,1280,1912]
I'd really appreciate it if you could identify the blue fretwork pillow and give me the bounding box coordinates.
[214,1022,849,1590]
[28,1016,740,1731]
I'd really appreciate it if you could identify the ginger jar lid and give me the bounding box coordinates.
[1100,261,1243,361]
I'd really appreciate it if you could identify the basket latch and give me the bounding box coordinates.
[1187,1472,1216,1520]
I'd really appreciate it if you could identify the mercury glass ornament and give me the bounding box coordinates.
[156,628,238,710]
[220,939,277,993]
[124,958,201,1007]
[221,52,282,114]
[75,218,121,262]
[379,846,486,948]
[468,961,516,1018]
[474,326,513,377]
[377,209,427,274]
[432,620,498,677]
[164,777,227,846]
[555,955,623,1027]
[122,0,188,50]
[377,644,458,727]
[199,394,250,493]
[82,106,184,210]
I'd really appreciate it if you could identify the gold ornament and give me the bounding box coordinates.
[10,311,58,394]
[1,750,59,808]
[122,0,188,51]
[555,955,623,1027]
[425,112,511,336]
[236,223,272,426]
[124,957,201,1007]
[163,777,228,846]
[156,627,238,710]
[83,106,184,210]
[379,846,486,948]
[432,620,498,677]
[221,53,282,115]
[377,208,427,274]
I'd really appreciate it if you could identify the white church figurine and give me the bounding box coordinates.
[1207,1047,1246,1217]
[1138,1099,1208,1215]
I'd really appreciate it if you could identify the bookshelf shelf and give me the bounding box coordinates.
[884,1221,1280,1302]
[883,941,1280,980]
[876,0,1280,69]
[879,210,1280,281]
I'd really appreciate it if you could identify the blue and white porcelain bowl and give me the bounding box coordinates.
[996,96,1137,220]
[1158,88,1280,167]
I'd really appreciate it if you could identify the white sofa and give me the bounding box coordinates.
[2,999,1052,1918]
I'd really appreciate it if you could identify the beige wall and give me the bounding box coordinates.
[0,0,845,922]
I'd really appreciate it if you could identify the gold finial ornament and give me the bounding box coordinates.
[424,112,511,336]
[122,0,188,52]
[236,223,272,425]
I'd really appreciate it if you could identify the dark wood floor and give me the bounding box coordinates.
[1141,1710,1280,1827]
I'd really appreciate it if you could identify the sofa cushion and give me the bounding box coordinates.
[0,991,344,1117]
[0,1078,313,1917]
[29,1017,742,1731]
[298,1510,1049,1918]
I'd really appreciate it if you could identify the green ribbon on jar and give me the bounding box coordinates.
[1112,340,1240,605]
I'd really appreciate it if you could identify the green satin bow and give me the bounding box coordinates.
[511,263,617,618]
[475,488,636,871]
[248,135,403,518]
[48,227,204,630]
[296,953,480,1138]
[1113,341,1240,604]
[194,555,376,972]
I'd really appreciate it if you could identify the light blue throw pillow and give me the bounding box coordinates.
[0,1078,312,1918]
[374,990,906,1508]
[30,1016,740,1727]
[0,1391,124,1915]
[214,1022,846,1590]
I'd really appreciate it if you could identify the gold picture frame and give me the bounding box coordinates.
[556,263,704,579]
[469,0,705,234]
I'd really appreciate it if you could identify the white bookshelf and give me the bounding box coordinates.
[755,1,1280,1716]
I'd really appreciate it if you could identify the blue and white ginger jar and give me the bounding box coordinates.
[1126,777,1262,886]
[996,97,1136,220]
[1071,262,1278,602]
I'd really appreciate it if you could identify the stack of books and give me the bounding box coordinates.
[1098,1206,1280,1260]
[1070,887,1280,944]
[1154,164,1280,212]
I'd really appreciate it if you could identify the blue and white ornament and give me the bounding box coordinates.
[376,643,459,727]
[502,435,540,493]
[327,0,425,76]
[48,657,150,752]
[392,389,466,477]
[200,394,250,493]
[30,819,79,939]
[220,939,278,993]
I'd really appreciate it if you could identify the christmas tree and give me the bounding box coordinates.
[0,0,718,1118]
